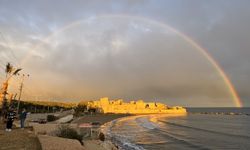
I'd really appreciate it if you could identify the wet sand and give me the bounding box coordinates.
[73,114,131,125]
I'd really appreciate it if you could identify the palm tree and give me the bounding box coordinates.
[1,62,22,116]
[5,62,22,81]
[5,63,12,76]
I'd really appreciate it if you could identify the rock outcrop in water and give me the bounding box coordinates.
[87,97,186,114]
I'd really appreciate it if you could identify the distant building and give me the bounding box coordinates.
[87,97,186,114]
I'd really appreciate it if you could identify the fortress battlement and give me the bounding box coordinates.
[87,97,187,114]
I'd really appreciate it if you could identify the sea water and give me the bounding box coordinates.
[102,108,250,150]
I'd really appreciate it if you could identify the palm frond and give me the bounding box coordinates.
[5,62,13,74]
[13,68,22,75]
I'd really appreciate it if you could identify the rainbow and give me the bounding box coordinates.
[20,14,243,107]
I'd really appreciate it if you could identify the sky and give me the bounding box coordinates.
[0,0,249,107]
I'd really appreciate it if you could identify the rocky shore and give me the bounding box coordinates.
[0,112,128,150]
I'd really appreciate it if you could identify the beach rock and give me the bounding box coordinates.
[31,123,79,136]
[31,123,58,135]
[101,141,119,150]
[38,135,85,150]
[84,140,107,150]
[56,115,74,123]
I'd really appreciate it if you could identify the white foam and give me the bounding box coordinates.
[101,115,159,150]
[136,117,159,130]
[122,141,145,150]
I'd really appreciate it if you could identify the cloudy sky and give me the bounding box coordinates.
[0,0,249,107]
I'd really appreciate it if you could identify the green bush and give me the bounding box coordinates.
[57,125,83,145]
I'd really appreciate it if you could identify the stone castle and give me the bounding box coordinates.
[87,97,186,114]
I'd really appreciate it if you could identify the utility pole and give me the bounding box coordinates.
[13,93,17,100]
[17,74,29,113]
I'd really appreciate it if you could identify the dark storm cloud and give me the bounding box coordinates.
[0,0,249,106]
[22,17,232,107]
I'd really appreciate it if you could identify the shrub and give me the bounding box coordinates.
[47,115,58,122]
[74,104,87,117]
[57,125,83,145]
[99,132,105,141]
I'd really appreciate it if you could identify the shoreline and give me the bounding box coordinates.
[1,113,185,150]
[29,113,132,150]
[74,113,132,150]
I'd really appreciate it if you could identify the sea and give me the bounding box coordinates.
[102,108,250,150]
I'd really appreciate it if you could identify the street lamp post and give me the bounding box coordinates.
[17,74,29,113]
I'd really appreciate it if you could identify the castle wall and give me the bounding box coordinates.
[87,98,186,114]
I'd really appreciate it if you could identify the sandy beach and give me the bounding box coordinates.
[73,114,130,125]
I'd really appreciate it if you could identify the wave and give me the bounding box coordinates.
[101,116,147,150]
[189,112,250,116]
[155,129,211,150]
[135,116,211,149]
[158,120,250,139]
[135,116,211,150]
[187,108,250,116]
[111,136,145,150]
[135,117,159,130]
[102,114,250,150]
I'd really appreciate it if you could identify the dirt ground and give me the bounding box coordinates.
[0,123,42,150]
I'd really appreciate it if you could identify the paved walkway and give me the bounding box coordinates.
[0,123,42,150]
